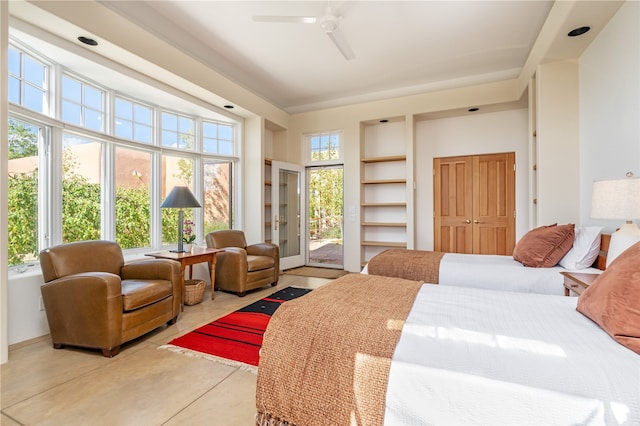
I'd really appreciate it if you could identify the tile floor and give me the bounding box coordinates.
[1,274,331,426]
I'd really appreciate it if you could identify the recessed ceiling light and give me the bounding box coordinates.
[379,119,389,123]
[568,26,591,37]
[78,36,98,46]
[224,105,234,109]
[468,107,479,112]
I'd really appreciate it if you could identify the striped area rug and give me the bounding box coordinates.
[160,287,311,371]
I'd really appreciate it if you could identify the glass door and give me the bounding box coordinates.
[307,166,344,268]
[271,161,305,270]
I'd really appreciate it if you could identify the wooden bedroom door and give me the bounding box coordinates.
[434,152,515,255]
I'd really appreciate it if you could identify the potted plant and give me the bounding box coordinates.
[182,219,196,252]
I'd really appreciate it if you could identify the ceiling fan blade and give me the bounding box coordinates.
[252,16,317,24]
[326,29,355,60]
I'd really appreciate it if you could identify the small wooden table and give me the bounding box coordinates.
[560,271,600,296]
[146,247,224,310]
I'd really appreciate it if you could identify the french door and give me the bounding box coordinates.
[434,152,516,255]
[271,161,306,270]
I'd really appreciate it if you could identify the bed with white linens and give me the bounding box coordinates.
[362,225,606,295]
[256,235,640,426]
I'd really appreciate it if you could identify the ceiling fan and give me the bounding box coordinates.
[252,6,355,60]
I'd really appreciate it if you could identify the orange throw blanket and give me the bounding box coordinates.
[367,249,445,284]
[256,274,423,426]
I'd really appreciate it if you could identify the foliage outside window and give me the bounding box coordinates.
[62,134,102,243]
[7,119,40,266]
[115,147,151,249]
[204,159,232,233]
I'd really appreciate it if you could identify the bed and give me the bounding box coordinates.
[362,226,608,296]
[256,241,640,425]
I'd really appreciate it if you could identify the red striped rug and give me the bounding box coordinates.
[161,287,311,370]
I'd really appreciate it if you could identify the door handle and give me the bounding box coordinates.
[463,219,471,224]
[473,219,480,224]
[274,215,279,230]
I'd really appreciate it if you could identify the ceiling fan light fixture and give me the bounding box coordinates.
[320,15,338,33]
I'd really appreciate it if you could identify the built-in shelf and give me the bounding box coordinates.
[361,241,407,247]
[361,155,406,163]
[360,119,408,265]
[361,179,406,184]
[361,202,406,207]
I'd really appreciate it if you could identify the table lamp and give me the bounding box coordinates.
[160,186,202,252]
[590,175,640,267]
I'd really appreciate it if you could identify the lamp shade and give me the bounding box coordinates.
[590,177,640,220]
[160,186,201,209]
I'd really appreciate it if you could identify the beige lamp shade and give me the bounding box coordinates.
[590,177,640,267]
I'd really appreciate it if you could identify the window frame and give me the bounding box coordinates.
[304,130,344,166]
[6,40,240,268]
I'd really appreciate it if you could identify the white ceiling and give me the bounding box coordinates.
[101,1,557,114]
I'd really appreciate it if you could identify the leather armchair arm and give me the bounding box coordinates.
[247,243,279,258]
[40,272,123,348]
[215,247,248,288]
[121,259,179,281]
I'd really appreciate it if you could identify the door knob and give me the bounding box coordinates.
[473,219,480,224]
[463,219,471,224]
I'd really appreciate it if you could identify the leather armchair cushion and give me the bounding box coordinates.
[121,279,173,312]
[247,255,275,272]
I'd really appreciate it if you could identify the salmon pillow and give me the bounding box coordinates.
[512,224,575,267]
[577,241,640,355]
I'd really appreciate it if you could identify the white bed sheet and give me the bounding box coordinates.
[385,285,640,425]
[361,252,602,295]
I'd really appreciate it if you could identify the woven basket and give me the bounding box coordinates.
[184,279,206,306]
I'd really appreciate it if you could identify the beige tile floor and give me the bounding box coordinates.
[1,274,331,426]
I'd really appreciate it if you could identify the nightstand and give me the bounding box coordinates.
[560,271,600,296]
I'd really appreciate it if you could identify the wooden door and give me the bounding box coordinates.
[434,153,515,255]
[472,153,515,255]
[434,156,473,253]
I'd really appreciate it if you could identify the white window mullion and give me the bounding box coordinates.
[102,143,116,241]
[48,126,64,246]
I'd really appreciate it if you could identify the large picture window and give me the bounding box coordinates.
[6,42,238,268]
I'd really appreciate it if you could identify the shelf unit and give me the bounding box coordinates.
[264,158,272,243]
[360,120,408,265]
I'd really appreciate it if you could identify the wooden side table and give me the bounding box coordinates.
[560,271,600,296]
[146,247,224,310]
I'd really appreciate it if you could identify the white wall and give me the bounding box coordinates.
[415,109,530,250]
[579,0,640,231]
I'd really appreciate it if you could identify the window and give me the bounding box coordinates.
[203,121,234,155]
[62,134,102,243]
[115,97,153,143]
[8,47,48,114]
[7,118,42,267]
[7,41,238,267]
[161,111,194,149]
[115,147,152,248]
[161,154,195,245]
[307,132,343,164]
[203,159,232,233]
[61,75,105,132]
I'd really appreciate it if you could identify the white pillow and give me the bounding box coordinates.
[559,226,603,270]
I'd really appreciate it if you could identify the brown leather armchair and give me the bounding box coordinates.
[39,240,181,357]
[205,230,279,296]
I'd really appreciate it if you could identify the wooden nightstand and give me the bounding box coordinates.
[560,272,600,296]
